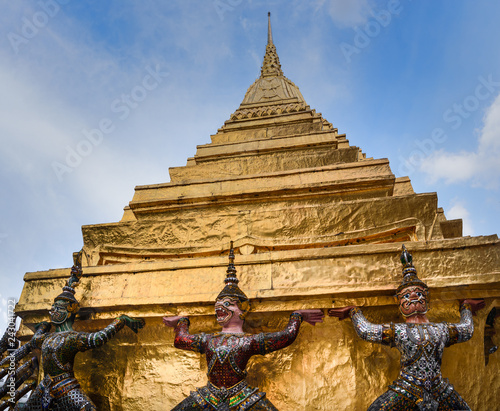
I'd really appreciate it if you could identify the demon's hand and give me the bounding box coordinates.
[162,316,185,328]
[294,309,324,325]
[328,307,356,320]
[460,299,485,315]
[120,315,145,333]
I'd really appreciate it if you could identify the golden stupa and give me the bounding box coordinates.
[16,14,499,410]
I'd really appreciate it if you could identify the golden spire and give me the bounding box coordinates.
[232,12,307,113]
[267,11,273,45]
[260,12,283,78]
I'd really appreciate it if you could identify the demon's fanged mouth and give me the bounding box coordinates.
[215,306,231,323]
[50,308,68,324]
[402,300,426,310]
[400,299,428,317]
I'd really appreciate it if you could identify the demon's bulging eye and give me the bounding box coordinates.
[224,301,230,307]
[404,293,410,299]
[417,292,422,297]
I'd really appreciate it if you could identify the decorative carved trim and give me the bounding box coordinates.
[229,103,308,120]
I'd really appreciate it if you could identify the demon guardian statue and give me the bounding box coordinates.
[2,252,144,410]
[329,245,484,411]
[163,242,324,410]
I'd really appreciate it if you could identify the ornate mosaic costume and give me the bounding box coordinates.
[350,304,473,410]
[172,313,303,410]
[166,242,320,411]
[15,318,126,410]
[343,246,475,411]
[3,251,144,411]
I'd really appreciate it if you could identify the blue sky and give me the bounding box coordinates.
[1,0,499,330]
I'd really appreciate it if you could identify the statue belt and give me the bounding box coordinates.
[49,372,74,384]
[399,372,445,390]
[190,380,266,410]
[41,372,81,410]
[389,374,454,410]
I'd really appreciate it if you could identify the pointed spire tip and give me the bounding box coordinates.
[267,11,273,45]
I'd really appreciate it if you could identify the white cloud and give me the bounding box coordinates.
[479,91,500,152]
[419,150,478,184]
[447,201,474,236]
[317,0,373,28]
[419,92,500,188]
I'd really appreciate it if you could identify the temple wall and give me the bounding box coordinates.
[17,238,500,410]
[168,146,360,183]
[18,238,500,314]
[79,192,447,266]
